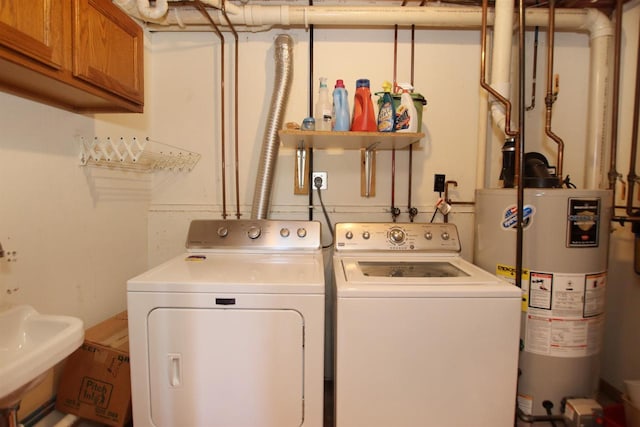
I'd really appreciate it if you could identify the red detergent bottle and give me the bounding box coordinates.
[351,79,377,132]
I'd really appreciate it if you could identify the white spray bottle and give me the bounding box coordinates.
[395,83,418,133]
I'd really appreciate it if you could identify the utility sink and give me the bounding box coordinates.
[0,305,84,408]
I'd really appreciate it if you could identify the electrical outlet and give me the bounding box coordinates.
[312,172,328,190]
[434,174,446,193]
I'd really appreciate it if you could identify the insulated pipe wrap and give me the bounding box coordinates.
[251,34,294,219]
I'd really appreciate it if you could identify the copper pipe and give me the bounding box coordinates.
[220,0,241,219]
[544,0,564,181]
[627,10,640,216]
[194,1,227,219]
[526,26,539,111]
[606,0,623,208]
[480,0,518,139]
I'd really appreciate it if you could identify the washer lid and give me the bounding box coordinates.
[336,254,522,298]
[128,251,324,294]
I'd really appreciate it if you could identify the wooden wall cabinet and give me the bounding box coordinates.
[0,0,144,113]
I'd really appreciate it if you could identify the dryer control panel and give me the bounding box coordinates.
[187,219,321,251]
[335,222,461,252]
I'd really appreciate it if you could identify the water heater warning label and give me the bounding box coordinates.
[567,198,601,247]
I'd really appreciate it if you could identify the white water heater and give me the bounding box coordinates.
[474,188,612,422]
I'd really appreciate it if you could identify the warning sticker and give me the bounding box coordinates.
[496,264,529,312]
[529,271,553,310]
[584,272,607,317]
[524,314,604,357]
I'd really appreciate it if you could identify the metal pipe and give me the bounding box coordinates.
[526,26,539,111]
[516,0,526,290]
[607,0,623,203]
[627,11,640,216]
[480,0,518,139]
[194,1,228,219]
[544,0,565,182]
[220,0,241,219]
[308,0,314,222]
[251,34,294,219]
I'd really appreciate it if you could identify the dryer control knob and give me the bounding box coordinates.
[424,231,433,240]
[345,231,354,239]
[441,231,450,241]
[389,228,405,244]
[247,226,262,239]
[297,228,307,238]
[217,227,229,238]
[362,231,370,240]
[280,228,290,238]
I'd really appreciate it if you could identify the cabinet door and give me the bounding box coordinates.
[72,0,143,104]
[0,0,64,69]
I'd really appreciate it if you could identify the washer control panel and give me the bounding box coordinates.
[335,222,461,252]
[187,219,321,250]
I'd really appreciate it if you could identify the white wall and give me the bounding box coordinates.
[0,91,150,327]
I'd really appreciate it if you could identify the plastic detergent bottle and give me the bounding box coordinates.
[315,77,332,131]
[332,79,350,131]
[395,84,418,133]
[351,79,377,132]
[377,81,395,132]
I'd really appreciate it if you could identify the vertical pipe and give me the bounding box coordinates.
[220,0,241,219]
[308,0,314,221]
[516,0,526,289]
[544,0,565,183]
[608,0,623,201]
[194,1,227,219]
[251,35,294,219]
[627,13,640,216]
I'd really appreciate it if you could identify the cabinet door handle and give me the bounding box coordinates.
[168,353,182,387]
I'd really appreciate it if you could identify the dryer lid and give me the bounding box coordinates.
[128,251,324,294]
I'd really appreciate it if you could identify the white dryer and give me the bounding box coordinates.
[333,222,521,427]
[127,219,324,427]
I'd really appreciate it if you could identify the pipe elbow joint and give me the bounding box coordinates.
[137,0,168,20]
[583,8,613,40]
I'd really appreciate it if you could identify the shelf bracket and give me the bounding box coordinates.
[294,142,309,195]
[361,146,377,198]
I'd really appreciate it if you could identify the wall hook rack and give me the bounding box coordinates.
[79,137,201,172]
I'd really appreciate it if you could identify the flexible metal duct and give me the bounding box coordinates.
[251,34,293,219]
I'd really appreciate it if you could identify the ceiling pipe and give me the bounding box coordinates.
[119,2,613,190]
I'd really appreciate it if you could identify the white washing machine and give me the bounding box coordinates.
[333,222,521,427]
[127,219,324,427]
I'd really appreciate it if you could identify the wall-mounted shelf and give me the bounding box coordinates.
[280,128,424,198]
[279,129,424,150]
[79,137,201,172]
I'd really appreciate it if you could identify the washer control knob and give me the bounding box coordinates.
[424,231,433,240]
[217,227,229,238]
[297,228,307,238]
[280,228,290,238]
[389,228,405,244]
[441,231,450,241]
[362,231,370,240]
[345,231,354,240]
[247,226,262,239]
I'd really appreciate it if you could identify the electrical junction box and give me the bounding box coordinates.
[564,398,604,427]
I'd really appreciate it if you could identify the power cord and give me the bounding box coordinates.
[314,176,335,248]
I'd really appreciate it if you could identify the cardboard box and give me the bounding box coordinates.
[56,311,131,427]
